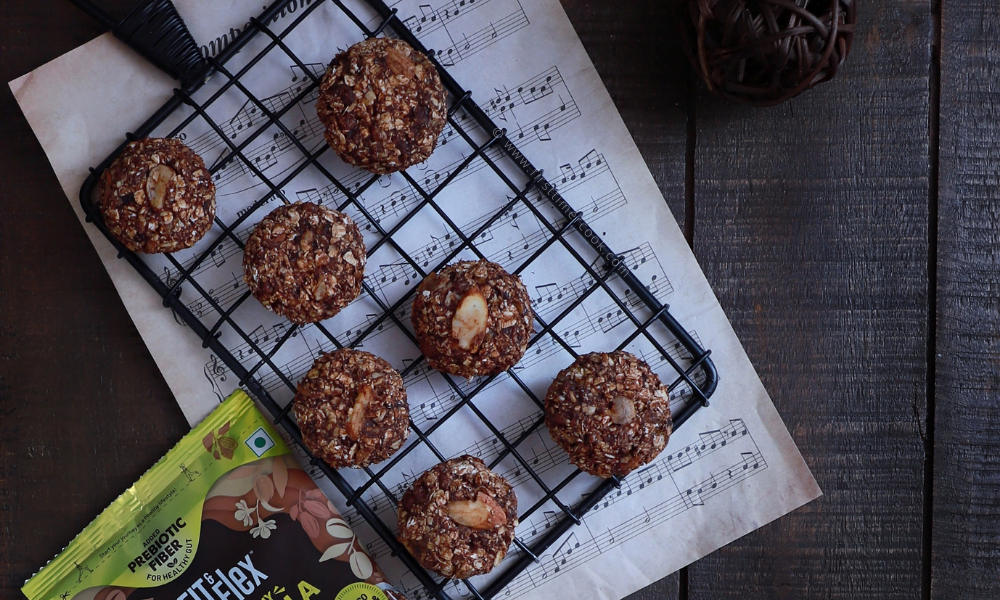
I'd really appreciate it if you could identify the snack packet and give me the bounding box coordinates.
[23,391,395,600]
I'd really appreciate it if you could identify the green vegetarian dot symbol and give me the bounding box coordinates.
[255,437,267,448]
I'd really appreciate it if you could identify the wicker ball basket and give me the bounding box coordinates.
[675,0,857,106]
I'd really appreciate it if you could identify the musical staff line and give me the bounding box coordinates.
[367,150,623,305]
[499,450,767,597]
[434,7,529,67]
[392,0,498,39]
[362,418,759,564]
[185,63,324,163]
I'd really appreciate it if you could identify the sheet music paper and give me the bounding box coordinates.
[10,1,821,599]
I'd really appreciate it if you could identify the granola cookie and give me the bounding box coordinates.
[243,202,366,325]
[99,137,215,254]
[412,260,533,378]
[317,38,448,174]
[398,455,517,579]
[293,348,409,468]
[545,351,672,478]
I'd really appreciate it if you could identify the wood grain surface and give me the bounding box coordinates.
[0,0,191,591]
[687,1,933,598]
[0,0,992,599]
[934,1,1000,598]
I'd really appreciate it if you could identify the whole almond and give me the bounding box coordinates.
[145,164,176,210]
[452,287,489,351]
[446,492,507,529]
[610,396,637,425]
[314,279,328,300]
[300,228,315,251]
[346,384,375,440]
[386,46,415,78]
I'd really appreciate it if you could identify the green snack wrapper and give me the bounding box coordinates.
[23,391,392,600]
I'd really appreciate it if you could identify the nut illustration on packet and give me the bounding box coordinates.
[23,392,400,600]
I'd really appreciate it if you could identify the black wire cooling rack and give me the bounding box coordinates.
[75,1,719,599]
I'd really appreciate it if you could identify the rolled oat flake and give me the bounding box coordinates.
[23,392,406,600]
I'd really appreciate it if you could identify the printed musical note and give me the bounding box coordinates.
[532,122,552,142]
[667,448,693,472]
[208,246,227,268]
[507,94,581,143]
[397,0,499,39]
[592,305,627,334]
[432,9,529,67]
[228,101,257,135]
[534,282,559,304]
[529,511,559,537]
[553,532,580,568]
[740,451,761,471]
[562,328,583,349]
[420,399,444,421]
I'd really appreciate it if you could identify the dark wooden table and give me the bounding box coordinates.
[1,0,993,598]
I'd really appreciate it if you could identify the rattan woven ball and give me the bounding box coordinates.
[675,0,857,106]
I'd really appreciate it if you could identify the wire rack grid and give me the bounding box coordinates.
[77,1,719,599]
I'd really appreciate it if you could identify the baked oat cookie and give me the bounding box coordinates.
[412,260,533,378]
[98,137,215,254]
[397,455,517,579]
[317,38,448,174]
[243,202,366,325]
[545,351,672,478]
[293,348,409,468]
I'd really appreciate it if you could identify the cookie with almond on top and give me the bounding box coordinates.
[411,260,533,378]
[99,137,215,254]
[545,351,673,478]
[293,348,409,469]
[397,455,518,578]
